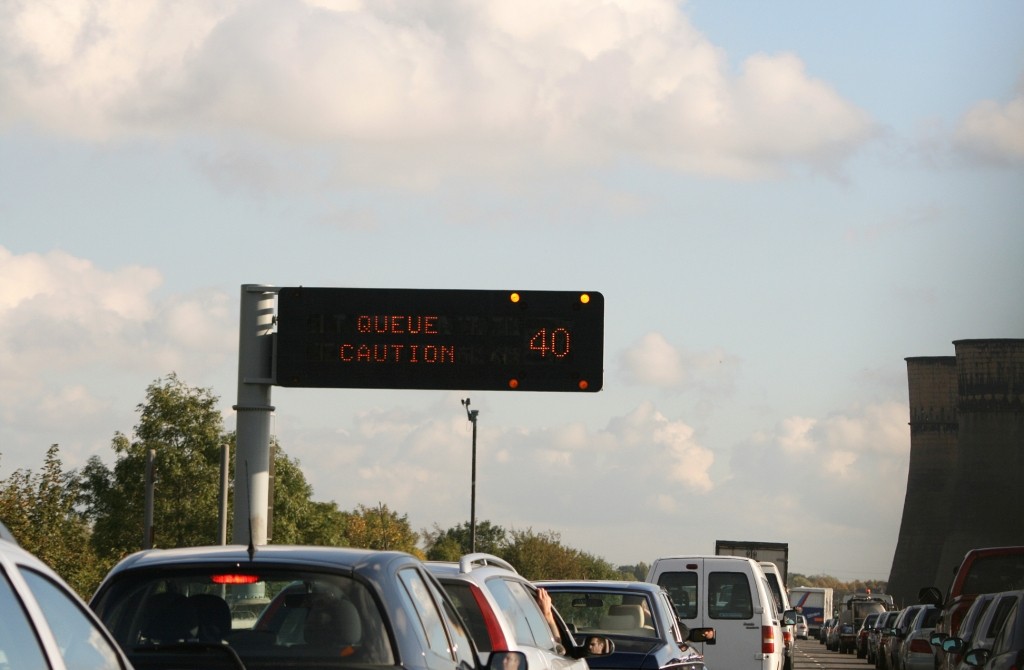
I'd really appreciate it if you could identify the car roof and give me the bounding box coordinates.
[100,543,418,579]
[426,553,520,580]
[536,580,665,594]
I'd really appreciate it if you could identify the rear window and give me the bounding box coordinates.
[962,555,1024,595]
[709,572,753,620]
[546,589,658,639]
[91,567,395,667]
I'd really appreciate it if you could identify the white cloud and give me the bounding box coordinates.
[619,332,738,395]
[777,416,817,455]
[0,0,875,179]
[619,332,684,387]
[0,247,236,473]
[954,78,1024,164]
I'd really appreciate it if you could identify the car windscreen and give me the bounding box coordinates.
[91,566,395,667]
[546,590,658,640]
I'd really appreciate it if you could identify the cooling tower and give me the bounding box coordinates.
[932,339,1024,595]
[886,356,958,606]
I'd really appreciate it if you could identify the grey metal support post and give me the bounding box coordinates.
[218,443,230,545]
[232,285,277,546]
[143,449,155,549]
[461,398,479,553]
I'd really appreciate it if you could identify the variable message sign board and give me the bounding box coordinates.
[275,287,604,392]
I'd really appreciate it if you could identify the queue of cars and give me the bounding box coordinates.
[3,526,741,670]
[807,546,1024,670]
[24,535,1024,670]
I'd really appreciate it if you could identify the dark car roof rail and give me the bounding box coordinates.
[459,553,518,575]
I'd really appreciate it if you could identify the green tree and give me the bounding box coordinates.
[498,528,620,580]
[0,445,104,596]
[268,444,347,546]
[423,520,508,560]
[619,562,650,580]
[344,503,420,555]
[82,373,230,561]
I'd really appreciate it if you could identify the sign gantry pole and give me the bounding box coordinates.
[232,285,277,546]
[461,398,479,553]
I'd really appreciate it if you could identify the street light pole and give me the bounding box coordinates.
[461,398,479,553]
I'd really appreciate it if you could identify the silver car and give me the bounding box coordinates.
[0,521,133,669]
[796,614,810,640]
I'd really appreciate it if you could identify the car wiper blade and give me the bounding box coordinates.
[129,641,247,670]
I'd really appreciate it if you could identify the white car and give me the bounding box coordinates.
[428,554,612,670]
[0,522,133,669]
[796,614,810,639]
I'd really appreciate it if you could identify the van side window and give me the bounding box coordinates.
[709,572,753,620]
[656,572,698,619]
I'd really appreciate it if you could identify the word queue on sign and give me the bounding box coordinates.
[274,287,604,392]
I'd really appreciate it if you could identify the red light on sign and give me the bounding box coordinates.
[578,380,589,390]
[508,379,519,389]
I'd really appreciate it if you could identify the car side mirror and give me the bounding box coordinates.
[942,637,965,654]
[963,649,989,668]
[782,609,799,626]
[583,636,615,656]
[490,651,528,670]
[688,627,716,645]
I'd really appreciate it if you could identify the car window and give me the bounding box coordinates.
[20,568,124,670]
[708,572,753,620]
[399,567,456,660]
[984,595,1018,639]
[91,566,395,665]
[435,584,479,669]
[442,581,493,652]
[990,600,1019,656]
[656,571,698,619]
[487,578,555,652]
[0,568,49,668]
[963,555,1024,595]
[659,591,684,643]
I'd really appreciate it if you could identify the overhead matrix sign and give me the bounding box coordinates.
[275,287,604,392]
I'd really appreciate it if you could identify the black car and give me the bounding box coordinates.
[89,543,528,670]
[537,580,714,670]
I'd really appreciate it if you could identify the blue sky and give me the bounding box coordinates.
[1,0,1022,581]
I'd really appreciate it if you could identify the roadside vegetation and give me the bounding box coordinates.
[0,372,885,599]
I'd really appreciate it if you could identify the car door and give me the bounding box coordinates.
[398,566,479,670]
[486,576,585,670]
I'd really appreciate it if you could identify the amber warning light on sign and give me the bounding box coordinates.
[274,287,604,392]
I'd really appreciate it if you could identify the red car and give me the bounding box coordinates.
[929,546,1024,670]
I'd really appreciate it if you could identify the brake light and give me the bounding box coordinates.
[468,584,509,651]
[784,629,793,648]
[211,574,260,584]
[763,626,776,654]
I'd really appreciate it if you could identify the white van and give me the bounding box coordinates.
[759,562,794,670]
[648,555,796,670]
